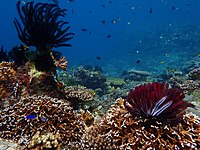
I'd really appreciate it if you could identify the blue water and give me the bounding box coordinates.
[0,0,200,76]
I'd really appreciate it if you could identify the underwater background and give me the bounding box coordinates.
[0,0,200,149]
[1,0,200,76]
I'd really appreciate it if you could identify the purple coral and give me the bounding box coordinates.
[124,82,194,125]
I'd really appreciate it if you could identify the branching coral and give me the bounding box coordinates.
[0,95,86,148]
[81,82,200,149]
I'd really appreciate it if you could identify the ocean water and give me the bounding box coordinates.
[0,0,200,76]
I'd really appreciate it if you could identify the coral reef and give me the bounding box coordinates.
[122,69,151,82]
[0,62,17,108]
[14,1,74,73]
[82,83,200,149]
[28,72,65,99]
[180,80,200,94]
[124,82,194,125]
[64,85,95,109]
[8,44,29,68]
[83,98,200,149]
[188,67,200,80]
[73,66,107,89]
[0,46,9,62]
[0,95,85,148]
[28,131,62,149]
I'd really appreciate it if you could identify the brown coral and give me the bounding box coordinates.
[53,56,68,71]
[0,62,17,108]
[64,85,95,109]
[0,95,86,148]
[28,131,62,149]
[82,98,200,149]
[188,68,200,80]
[180,80,200,94]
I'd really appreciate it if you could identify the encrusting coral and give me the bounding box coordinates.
[82,82,200,149]
[0,95,86,148]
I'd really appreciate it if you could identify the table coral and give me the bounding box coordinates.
[0,95,86,148]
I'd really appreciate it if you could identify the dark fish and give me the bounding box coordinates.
[106,34,112,38]
[186,4,191,7]
[71,9,74,14]
[81,28,88,32]
[149,8,152,14]
[101,4,106,8]
[101,20,106,25]
[109,0,112,4]
[136,59,140,64]
[96,56,101,60]
[171,6,175,10]
[89,31,92,35]
[68,0,75,2]
[89,10,91,14]
[25,114,35,120]
[174,34,180,38]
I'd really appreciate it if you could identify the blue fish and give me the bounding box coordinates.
[25,114,35,120]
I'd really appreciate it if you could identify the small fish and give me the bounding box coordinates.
[149,8,153,14]
[25,114,35,120]
[174,34,180,38]
[81,28,88,32]
[101,4,106,8]
[101,20,106,25]
[71,9,74,14]
[106,34,112,38]
[67,0,75,2]
[96,56,101,60]
[89,31,92,35]
[186,4,191,7]
[171,6,175,10]
[111,18,120,24]
[136,59,140,64]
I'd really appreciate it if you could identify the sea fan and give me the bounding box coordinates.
[124,82,194,125]
[14,1,74,51]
